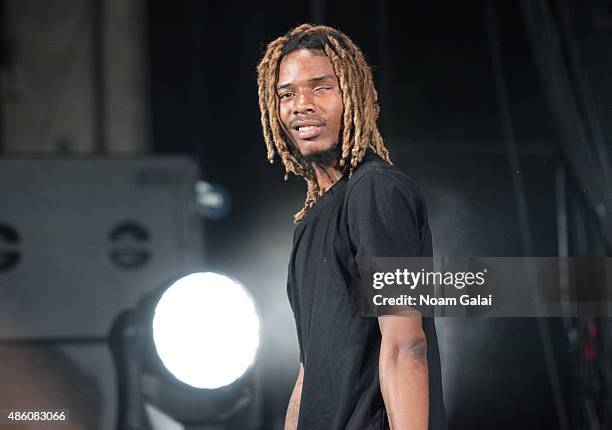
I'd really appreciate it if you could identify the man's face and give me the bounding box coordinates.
[277,49,343,161]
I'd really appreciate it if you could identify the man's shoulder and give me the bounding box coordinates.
[346,153,425,202]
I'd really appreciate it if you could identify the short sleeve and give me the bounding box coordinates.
[287,226,305,364]
[347,170,425,260]
[286,280,304,364]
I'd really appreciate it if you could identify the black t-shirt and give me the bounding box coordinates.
[287,150,448,430]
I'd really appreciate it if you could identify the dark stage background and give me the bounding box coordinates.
[1,0,611,429]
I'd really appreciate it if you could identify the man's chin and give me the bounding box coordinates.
[297,142,341,168]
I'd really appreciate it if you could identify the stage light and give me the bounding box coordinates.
[152,272,261,389]
[195,181,232,220]
[111,272,263,430]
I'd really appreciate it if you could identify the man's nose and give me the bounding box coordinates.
[293,91,316,114]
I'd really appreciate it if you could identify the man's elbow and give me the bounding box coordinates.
[383,336,428,365]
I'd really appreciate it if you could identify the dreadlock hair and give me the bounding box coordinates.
[256,24,391,223]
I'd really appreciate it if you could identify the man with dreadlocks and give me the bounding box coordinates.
[257,24,447,430]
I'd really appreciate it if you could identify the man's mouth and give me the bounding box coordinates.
[296,124,324,139]
[292,120,325,140]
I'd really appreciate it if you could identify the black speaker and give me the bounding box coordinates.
[0,156,205,339]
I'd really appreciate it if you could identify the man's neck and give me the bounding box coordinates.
[312,162,343,194]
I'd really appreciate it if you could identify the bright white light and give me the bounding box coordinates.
[152,272,261,389]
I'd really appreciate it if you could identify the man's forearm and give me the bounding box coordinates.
[379,338,429,430]
[285,375,303,430]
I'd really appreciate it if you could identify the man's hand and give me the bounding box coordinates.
[378,315,429,430]
[285,363,304,430]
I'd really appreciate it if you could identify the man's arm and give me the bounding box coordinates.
[285,363,304,430]
[378,315,429,430]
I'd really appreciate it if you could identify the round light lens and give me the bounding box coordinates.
[152,272,260,389]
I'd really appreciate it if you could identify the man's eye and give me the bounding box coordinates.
[315,86,332,93]
[279,92,293,99]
